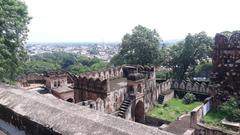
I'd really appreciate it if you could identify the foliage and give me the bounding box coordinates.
[147,99,201,122]
[67,63,90,75]
[111,25,161,66]
[167,32,213,80]
[203,107,236,132]
[19,61,60,74]
[0,0,31,82]
[31,52,77,69]
[194,62,213,78]
[156,70,172,80]
[19,52,109,75]
[183,93,196,104]
[220,97,240,122]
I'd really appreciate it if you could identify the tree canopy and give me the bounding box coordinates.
[111,25,161,65]
[167,32,213,80]
[19,52,109,75]
[0,0,31,82]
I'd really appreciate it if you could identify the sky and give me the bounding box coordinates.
[23,0,240,43]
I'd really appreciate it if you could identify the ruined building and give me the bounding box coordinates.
[74,65,158,122]
[210,32,240,102]
[16,71,77,102]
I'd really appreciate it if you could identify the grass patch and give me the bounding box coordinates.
[147,98,202,122]
[202,107,236,132]
[203,107,225,127]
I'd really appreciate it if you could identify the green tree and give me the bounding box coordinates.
[19,61,60,74]
[194,62,213,78]
[0,0,31,82]
[112,25,161,65]
[169,32,213,80]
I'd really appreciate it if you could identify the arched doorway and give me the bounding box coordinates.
[66,98,73,103]
[135,101,145,123]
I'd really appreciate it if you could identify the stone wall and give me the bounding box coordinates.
[210,32,240,102]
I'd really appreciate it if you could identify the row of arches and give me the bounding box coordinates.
[172,81,209,94]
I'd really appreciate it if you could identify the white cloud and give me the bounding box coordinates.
[23,0,240,42]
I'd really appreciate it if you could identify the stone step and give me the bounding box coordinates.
[122,102,130,106]
[119,107,127,111]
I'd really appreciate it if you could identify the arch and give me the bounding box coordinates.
[135,101,145,123]
[66,98,73,103]
[137,84,142,93]
[96,98,104,112]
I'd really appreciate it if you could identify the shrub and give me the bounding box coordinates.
[183,93,196,104]
[220,97,240,122]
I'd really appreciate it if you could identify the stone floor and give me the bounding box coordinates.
[163,113,193,135]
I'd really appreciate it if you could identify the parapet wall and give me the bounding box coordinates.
[77,76,109,93]
[171,80,209,95]
[79,66,123,80]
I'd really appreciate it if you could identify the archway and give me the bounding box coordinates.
[135,101,145,123]
[66,98,73,103]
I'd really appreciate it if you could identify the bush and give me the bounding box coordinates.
[183,93,196,104]
[220,97,240,122]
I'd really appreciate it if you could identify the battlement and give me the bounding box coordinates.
[77,76,109,93]
[79,66,123,80]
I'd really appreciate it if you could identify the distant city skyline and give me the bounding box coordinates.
[23,0,240,43]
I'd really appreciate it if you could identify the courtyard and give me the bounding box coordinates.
[147,98,202,122]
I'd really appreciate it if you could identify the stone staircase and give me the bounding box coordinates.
[118,97,132,118]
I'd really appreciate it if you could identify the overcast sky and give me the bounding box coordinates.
[23,0,240,43]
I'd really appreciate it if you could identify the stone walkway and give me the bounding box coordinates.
[163,113,193,135]
[0,130,7,135]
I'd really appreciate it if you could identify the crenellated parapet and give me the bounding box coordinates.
[171,80,209,95]
[78,66,123,80]
[77,76,109,93]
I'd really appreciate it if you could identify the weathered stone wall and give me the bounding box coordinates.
[104,87,127,113]
[211,32,240,101]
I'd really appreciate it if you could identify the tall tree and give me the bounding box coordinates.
[170,32,213,80]
[111,25,161,65]
[0,0,31,82]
